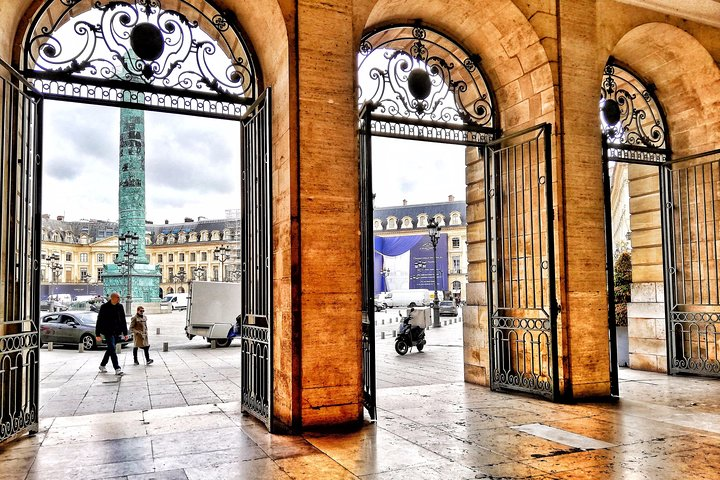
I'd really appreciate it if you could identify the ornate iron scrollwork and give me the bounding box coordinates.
[24,0,258,115]
[600,62,668,153]
[358,24,496,131]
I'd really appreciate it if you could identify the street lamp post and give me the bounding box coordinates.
[47,253,62,306]
[192,266,206,281]
[172,270,186,293]
[117,231,139,314]
[426,218,442,328]
[213,245,231,282]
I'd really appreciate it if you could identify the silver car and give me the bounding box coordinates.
[438,300,458,316]
[40,311,129,351]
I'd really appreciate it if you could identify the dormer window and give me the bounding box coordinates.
[434,214,446,227]
[449,211,462,226]
[417,214,428,228]
[373,219,383,231]
[223,228,232,240]
[178,232,187,244]
[156,234,165,245]
[167,234,176,244]
[189,232,198,242]
[200,231,209,242]
[386,216,398,230]
[401,216,413,229]
[211,231,221,241]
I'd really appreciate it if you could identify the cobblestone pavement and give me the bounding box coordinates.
[1,310,720,479]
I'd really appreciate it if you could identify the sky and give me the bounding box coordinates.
[41,101,466,223]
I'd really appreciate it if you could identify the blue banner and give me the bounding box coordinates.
[409,234,448,291]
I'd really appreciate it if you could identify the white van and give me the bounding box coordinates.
[161,292,188,310]
[385,289,432,308]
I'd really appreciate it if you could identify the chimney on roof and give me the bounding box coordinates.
[402,199,407,206]
[184,217,194,223]
[56,215,64,221]
[165,219,169,224]
[448,195,455,202]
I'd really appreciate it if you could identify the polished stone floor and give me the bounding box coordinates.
[1,311,719,479]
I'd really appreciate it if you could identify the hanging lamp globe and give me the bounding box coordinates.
[408,68,432,100]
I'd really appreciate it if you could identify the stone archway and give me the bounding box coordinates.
[359,0,562,393]
[608,23,720,373]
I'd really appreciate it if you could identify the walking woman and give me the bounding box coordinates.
[130,306,154,365]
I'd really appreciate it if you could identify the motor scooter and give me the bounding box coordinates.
[395,307,427,355]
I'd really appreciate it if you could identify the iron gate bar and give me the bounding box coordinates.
[0,56,43,444]
[359,103,377,420]
[239,88,273,430]
[484,123,559,400]
[662,150,720,377]
[601,136,621,396]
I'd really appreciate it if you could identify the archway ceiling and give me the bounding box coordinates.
[611,22,720,155]
[615,0,720,28]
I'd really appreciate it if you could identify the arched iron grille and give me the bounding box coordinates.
[22,0,259,119]
[358,24,497,145]
[600,61,669,163]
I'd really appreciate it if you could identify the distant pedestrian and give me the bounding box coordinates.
[95,292,128,376]
[130,306,153,365]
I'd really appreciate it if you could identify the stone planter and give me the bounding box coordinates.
[616,325,629,367]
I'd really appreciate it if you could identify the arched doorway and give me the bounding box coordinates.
[0,0,274,443]
[601,57,720,383]
[358,23,560,419]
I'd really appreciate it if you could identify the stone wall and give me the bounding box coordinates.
[627,282,667,372]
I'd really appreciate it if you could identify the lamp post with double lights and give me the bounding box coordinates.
[213,245,231,282]
[47,253,62,302]
[426,218,442,328]
[117,231,139,314]
[192,266,206,281]
[172,270,187,294]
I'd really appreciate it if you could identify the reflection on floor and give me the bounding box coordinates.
[2,318,719,479]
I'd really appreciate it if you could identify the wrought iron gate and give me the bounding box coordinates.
[484,123,559,399]
[662,149,720,377]
[359,105,377,420]
[0,58,43,444]
[239,88,273,430]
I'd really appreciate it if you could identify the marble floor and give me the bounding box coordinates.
[1,313,719,479]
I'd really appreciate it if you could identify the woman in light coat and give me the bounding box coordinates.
[129,306,153,365]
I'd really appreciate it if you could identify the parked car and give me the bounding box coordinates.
[40,300,68,312]
[438,300,458,316]
[40,311,130,350]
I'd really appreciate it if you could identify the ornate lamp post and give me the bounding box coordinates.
[47,253,62,300]
[81,271,90,295]
[213,245,231,282]
[427,218,442,328]
[172,270,187,293]
[192,265,206,281]
[117,231,139,314]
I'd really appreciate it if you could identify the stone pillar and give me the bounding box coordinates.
[556,0,611,397]
[296,0,363,427]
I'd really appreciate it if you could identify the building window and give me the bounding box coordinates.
[452,256,461,272]
[179,253,185,262]
[190,252,196,262]
[169,253,174,262]
[97,253,105,263]
[449,211,462,226]
[401,216,413,229]
[168,267,174,283]
[452,237,460,249]
[201,231,209,241]
[417,214,428,228]
[211,231,220,241]
[66,252,73,262]
[97,268,103,281]
[79,253,88,262]
[434,214,446,226]
[373,219,383,231]
[157,254,163,263]
[213,266,219,281]
[386,216,398,229]
[201,252,208,261]
[452,280,462,291]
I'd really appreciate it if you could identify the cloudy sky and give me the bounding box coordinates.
[41,101,465,223]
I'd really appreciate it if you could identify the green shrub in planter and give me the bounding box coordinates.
[614,251,632,327]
